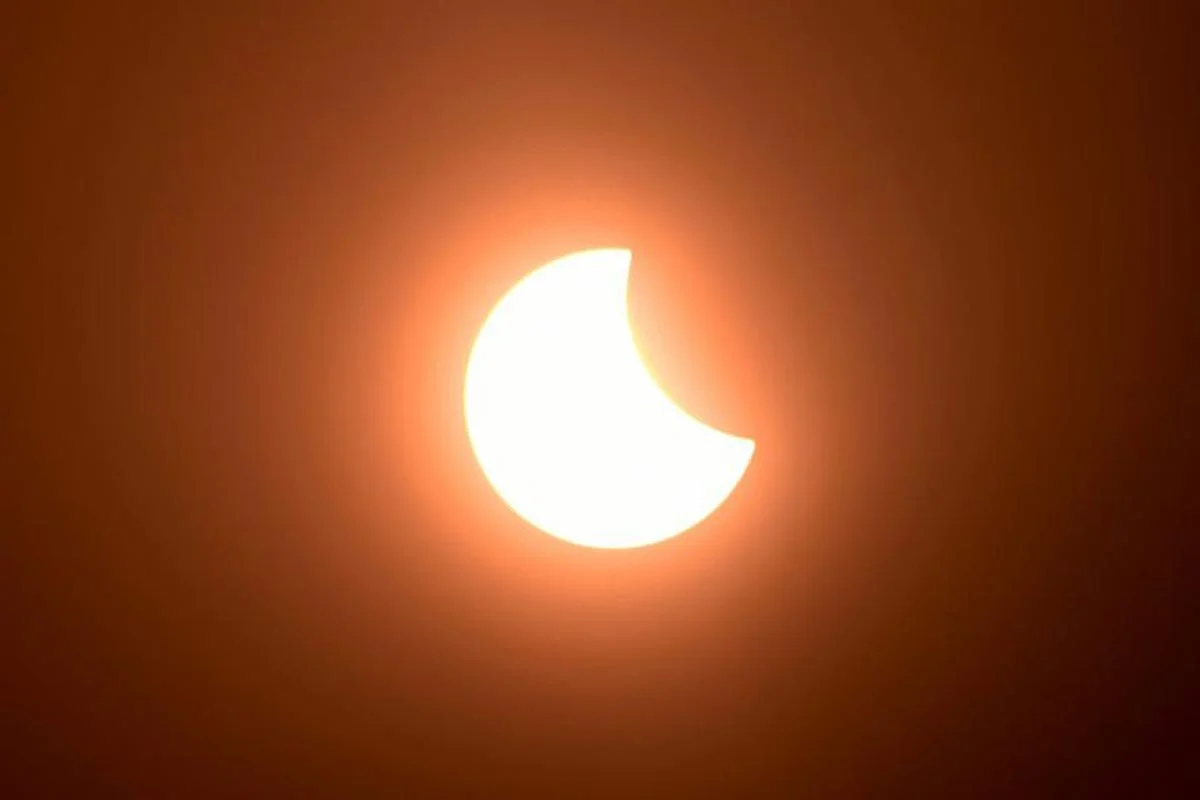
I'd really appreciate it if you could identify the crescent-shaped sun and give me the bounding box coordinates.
[464,248,755,549]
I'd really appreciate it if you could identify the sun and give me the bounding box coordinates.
[464,248,755,549]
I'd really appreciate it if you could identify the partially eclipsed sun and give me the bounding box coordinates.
[464,248,755,549]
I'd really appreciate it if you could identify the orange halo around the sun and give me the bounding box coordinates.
[463,248,755,549]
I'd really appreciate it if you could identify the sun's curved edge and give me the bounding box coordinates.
[606,248,758,459]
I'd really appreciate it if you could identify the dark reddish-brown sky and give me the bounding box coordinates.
[3,3,1195,796]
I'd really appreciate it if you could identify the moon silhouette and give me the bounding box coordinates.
[464,248,755,549]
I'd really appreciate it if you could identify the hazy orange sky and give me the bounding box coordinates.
[3,3,1194,795]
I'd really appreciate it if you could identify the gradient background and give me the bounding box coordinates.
[3,3,1195,795]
